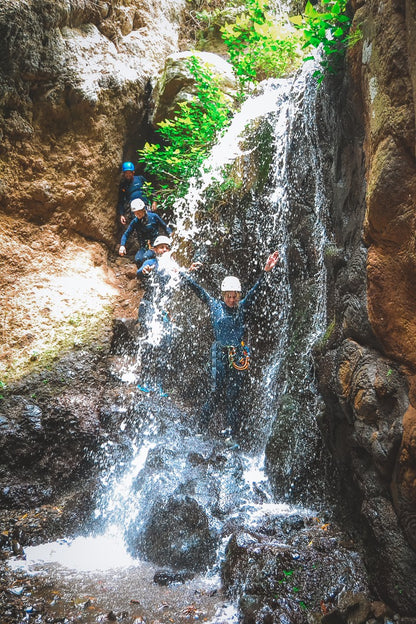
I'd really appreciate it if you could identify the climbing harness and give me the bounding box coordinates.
[227,342,250,371]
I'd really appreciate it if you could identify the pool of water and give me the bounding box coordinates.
[5,534,237,623]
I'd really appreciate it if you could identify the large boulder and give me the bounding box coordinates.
[126,494,217,572]
[149,51,237,127]
[221,515,385,624]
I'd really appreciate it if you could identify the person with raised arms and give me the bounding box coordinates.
[182,251,280,439]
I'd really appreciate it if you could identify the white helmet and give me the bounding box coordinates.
[152,235,171,248]
[131,198,146,212]
[221,276,241,292]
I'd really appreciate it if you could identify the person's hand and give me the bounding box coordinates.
[151,201,157,211]
[120,215,126,225]
[189,261,202,272]
[264,250,279,272]
[141,264,154,275]
[119,245,126,256]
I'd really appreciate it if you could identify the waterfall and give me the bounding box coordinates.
[171,60,331,497]
[91,59,332,558]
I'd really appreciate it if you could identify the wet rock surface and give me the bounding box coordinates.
[0,348,109,509]
[129,494,217,571]
[221,515,394,624]
[315,0,416,614]
[0,557,227,624]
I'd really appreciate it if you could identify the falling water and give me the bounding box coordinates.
[8,60,336,621]
[173,59,331,488]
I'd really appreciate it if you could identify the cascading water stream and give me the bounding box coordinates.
[8,60,335,622]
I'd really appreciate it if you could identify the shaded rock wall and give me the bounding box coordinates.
[317,0,416,613]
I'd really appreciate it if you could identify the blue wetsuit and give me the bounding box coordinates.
[183,273,265,434]
[121,212,172,272]
[117,175,149,218]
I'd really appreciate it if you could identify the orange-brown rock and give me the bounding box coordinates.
[348,1,416,362]
[0,0,186,380]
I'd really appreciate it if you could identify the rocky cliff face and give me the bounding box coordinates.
[2,0,416,617]
[0,0,186,381]
[317,0,416,613]
[0,0,186,244]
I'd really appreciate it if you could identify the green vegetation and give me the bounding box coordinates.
[138,54,233,209]
[139,0,353,209]
[220,0,302,95]
[291,0,353,81]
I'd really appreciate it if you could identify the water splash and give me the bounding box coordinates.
[174,79,290,241]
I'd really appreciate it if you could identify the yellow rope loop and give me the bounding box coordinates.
[228,345,250,371]
[232,356,250,371]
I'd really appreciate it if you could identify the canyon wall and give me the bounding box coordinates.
[0,0,186,381]
[0,0,186,244]
[317,0,416,612]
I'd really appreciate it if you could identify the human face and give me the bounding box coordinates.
[154,244,171,256]
[133,208,146,219]
[223,291,240,308]
[124,170,134,182]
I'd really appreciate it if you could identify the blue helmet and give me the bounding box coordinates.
[122,161,135,172]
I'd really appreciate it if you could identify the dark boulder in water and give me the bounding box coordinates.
[125,494,218,571]
[153,568,195,585]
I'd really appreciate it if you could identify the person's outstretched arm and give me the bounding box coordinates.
[241,250,280,308]
[181,270,212,306]
[264,250,279,272]
[137,258,157,279]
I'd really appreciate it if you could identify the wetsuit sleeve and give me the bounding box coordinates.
[120,220,135,246]
[154,213,172,236]
[181,273,212,306]
[240,273,266,311]
[137,258,157,279]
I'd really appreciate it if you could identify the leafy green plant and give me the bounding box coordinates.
[291,0,352,81]
[138,54,233,209]
[221,0,302,94]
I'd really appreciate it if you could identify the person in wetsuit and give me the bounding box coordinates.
[118,198,172,275]
[136,236,179,395]
[182,250,279,438]
[117,161,150,225]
